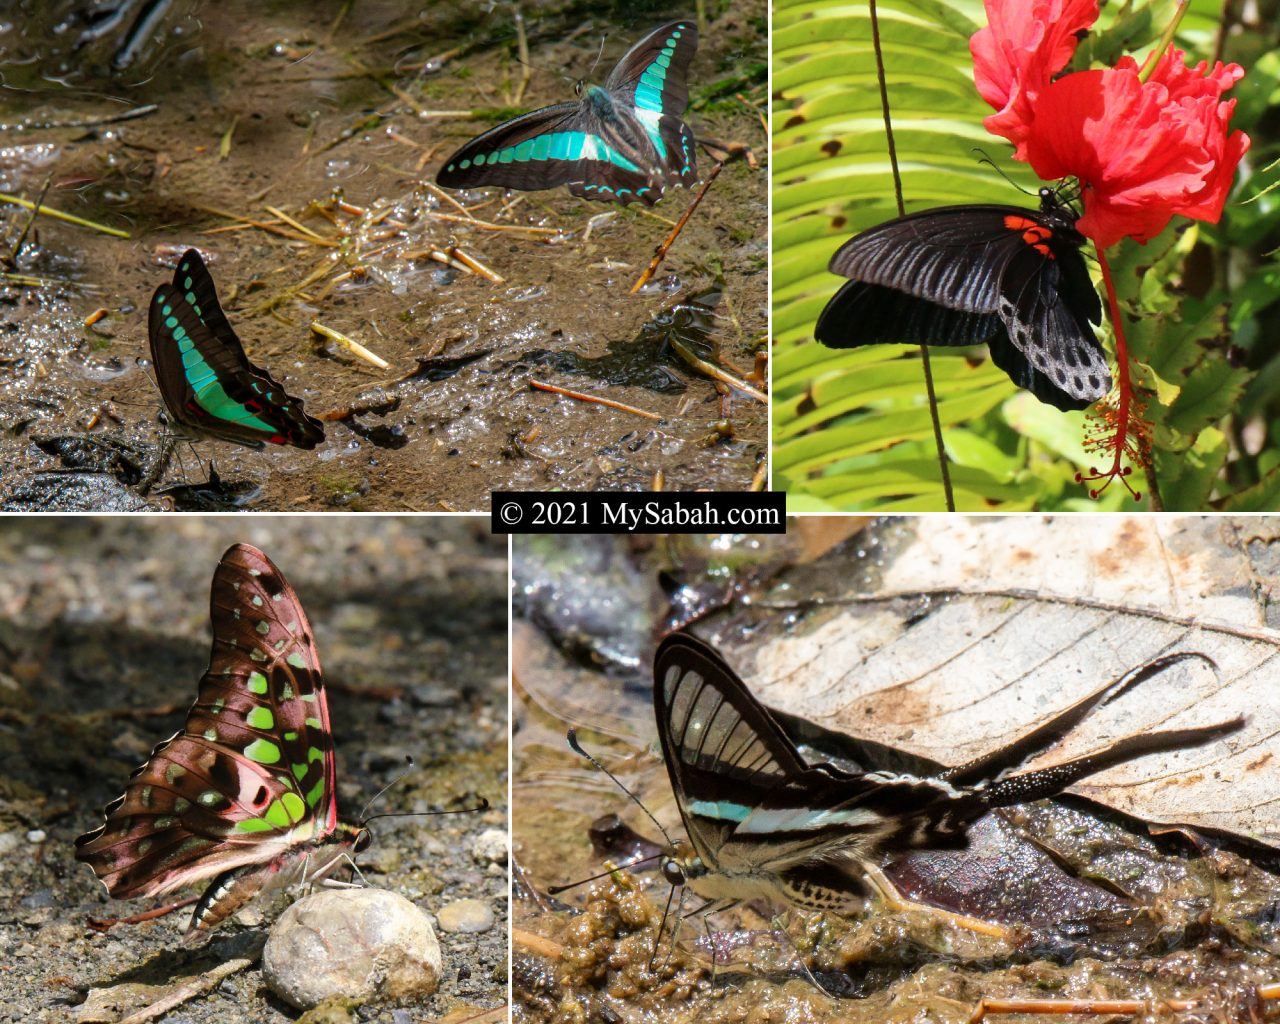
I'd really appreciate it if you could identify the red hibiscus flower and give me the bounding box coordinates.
[969,0,1098,159]
[1023,50,1250,247]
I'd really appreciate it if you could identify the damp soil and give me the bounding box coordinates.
[0,518,509,1023]
[510,525,1280,1024]
[0,1,768,512]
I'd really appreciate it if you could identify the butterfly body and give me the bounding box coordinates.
[436,21,699,206]
[654,632,1242,916]
[148,250,325,450]
[188,822,365,935]
[815,189,1109,411]
[75,544,360,939]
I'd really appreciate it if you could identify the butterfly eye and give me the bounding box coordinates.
[354,828,372,853]
[661,858,686,886]
[574,80,584,97]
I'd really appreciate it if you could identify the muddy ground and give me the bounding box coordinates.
[0,0,767,511]
[0,517,509,1022]
[511,521,1280,1024]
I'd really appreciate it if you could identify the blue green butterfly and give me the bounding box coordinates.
[149,250,324,450]
[437,20,699,206]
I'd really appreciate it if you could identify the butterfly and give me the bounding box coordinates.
[814,188,1110,412]
[75,543,365,939]
[436,20,699,206]
[149,250,325,449]
[653,631,1242,916]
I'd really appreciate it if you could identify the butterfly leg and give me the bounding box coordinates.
[862,864,1010,941]
[648,882,683,972]
[312,851,370,890]
[763,907,842,997]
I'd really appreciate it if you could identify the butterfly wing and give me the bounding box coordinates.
[148,251,325,449]
[604,20,698,118]
[652,631,905,886]
[437,22,698,206]
[817,204,1109,411]
[436,102,590,194]
[601,19,699,197]
[75,544,337,900]
[994,225,1110,409]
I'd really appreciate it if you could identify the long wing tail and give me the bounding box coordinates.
[977,716,1244,808]
[942,652,1220,787]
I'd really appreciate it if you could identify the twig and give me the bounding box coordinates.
[629,163,722,293]
[0,192,129,238]
[263,204,331,242]
[10,175,52,263]
[443,244,503,283]
[0,272,90,289]
[513,11,532,105]
[193,204,337,246]
[667,334,767,404]
[429,209,560,236]
[528,379,662,420]
[311,322,391,369]
[88,895,198,931]
[513,927,566,959]
[0,103,158,131]
[324,0,353,45]
[118,954,260,1024]
[218,114,239,161]
[967,997,1196,1023]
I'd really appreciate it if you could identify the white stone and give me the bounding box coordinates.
[262,890,442,1010]
[470,829,508,865]
[435,898,494,934]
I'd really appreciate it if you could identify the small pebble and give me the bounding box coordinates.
[263,890,441,1010]
[435,898,494,934]
[471,829,508,865]
[19,889,54,910]
[409,684,462,708]
[392,1011,413,1024]
[26,829,46,843]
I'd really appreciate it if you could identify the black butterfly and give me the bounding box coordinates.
[149,250,325,450]
[814,188,1110,412]
[436,21,699,206]
[653,632,1241,915]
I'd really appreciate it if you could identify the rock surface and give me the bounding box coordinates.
[262,890,442,1010]
[435,898,495,934]
[470,829,508,865]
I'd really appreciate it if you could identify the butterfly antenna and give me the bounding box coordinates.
[357,755,417,821]
[362,798,490,826]
[970,147,1035,196]
[566,728,675,847]
[588,32,607,77]
[545,853,664,895]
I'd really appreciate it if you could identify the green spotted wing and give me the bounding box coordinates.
[75,544,342,904]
